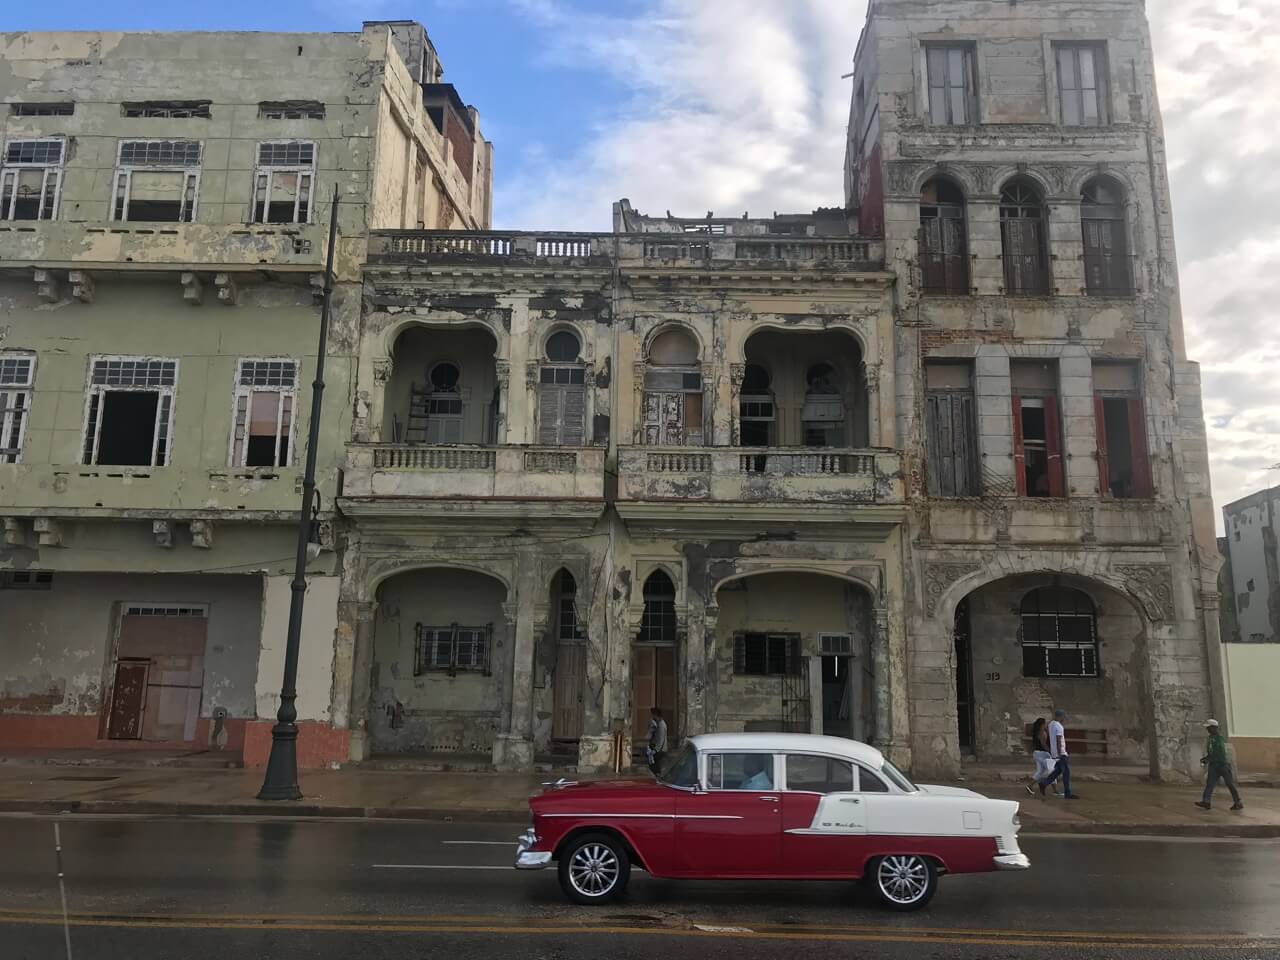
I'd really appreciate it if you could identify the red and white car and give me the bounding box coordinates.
[515,732,1028,910]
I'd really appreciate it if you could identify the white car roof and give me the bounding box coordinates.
[688,733,886,766]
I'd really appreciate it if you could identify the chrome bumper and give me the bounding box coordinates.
[515,828,551,870]
[994,852,1031,870]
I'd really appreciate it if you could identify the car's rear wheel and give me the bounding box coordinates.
[869,854,937,911]
[557,832,631,905]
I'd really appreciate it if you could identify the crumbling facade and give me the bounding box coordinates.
[0,22,491,764]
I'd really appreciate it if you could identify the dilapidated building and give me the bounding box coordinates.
[0,21,491,763]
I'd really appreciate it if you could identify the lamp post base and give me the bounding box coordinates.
[256,720,302,801]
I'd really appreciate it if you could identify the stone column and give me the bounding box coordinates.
[368,357,392,443]
[728,363,745,447]
[632,360,646,444]
[345,601,378,762]
[862,359,881,448]
[682,599,709,738]
[807,656,823,735]
[494,359,511,444]
[871,608,892,752]
[493,572,536,770]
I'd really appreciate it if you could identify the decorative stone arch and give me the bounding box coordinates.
[1067,164,1140,200]
[912,164,980,199]
[365,557,515,605]
[992,167,1056,202]
[533,320,595,365]
[710,563,882,603]
[628,562,688,638]
[377,312,510,366]
[639,319,706,361]
[535,556,593,640]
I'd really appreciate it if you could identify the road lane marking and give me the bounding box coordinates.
[694,924,755,933]
[371,864,509,870]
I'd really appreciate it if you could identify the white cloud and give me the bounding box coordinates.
[504,0,1280,525]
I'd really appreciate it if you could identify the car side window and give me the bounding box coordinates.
[706,752,775,791]
[786,754,854,793]
[857,765,891,793]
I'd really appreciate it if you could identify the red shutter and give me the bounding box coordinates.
[1044,398,1064,497]
[1094,394,1110,496]
[1128,396,1153,497]
[1011,394,1026,495]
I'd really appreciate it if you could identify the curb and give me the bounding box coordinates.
[1017,819,1280,839]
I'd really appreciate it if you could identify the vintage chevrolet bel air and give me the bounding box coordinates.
[515,733,1028,910]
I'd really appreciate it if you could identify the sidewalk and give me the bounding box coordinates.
[0,761,1277,837]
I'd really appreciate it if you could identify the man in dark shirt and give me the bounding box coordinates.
[1195,719,1243,811]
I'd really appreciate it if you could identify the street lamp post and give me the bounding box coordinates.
[258,188,341,801]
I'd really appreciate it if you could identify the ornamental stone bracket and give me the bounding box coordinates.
[1114,563,1177,622]
[923,562,984,617]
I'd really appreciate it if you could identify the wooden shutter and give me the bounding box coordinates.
[1011,394,1027,496]
[1094,394,1111,495]
[562,386,586,445]
[926,391,977,496]
[1127,396,1153,497]
[941,211,967,293]
[1003,217,1047,294]
[919,221,944,292]
[1044,398,1064,497]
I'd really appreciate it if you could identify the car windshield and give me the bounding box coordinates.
[657,742,698,788]
[881,759,917,793]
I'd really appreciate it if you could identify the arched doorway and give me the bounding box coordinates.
[632,570,678,749]
[384,325,499,444]
[369,566,508,756]
[951,574,1150,764]
[714,572,875,740]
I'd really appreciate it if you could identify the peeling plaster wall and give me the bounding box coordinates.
[255,575,339,723]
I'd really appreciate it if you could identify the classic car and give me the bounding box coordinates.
[515,732,1028,910]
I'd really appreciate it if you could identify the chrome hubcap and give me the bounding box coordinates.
[568,843,619,897]
[877,855,929,904]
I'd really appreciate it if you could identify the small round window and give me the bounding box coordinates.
[546,331,580,362]
[429,362,460,391]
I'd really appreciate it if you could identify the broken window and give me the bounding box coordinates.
[11,102,74,117]
[738,364,774,446]
[122,101,211,119]
[1011,360,1063,497]
[1021,587,1098,678]
[230,359,297,468]
[639,570,677,644]
[252,141,315,224]
[82,357,178,467]
[926,45,976,125]
[1,138,64,221]
[258,101,325,120]
[925,361,978,496]
[0,354,34,464]
[919,178,968,294]
[1000,178,1050,296]
[802,364,844,447]
[1056,44,1108,127]
[643,328,703,446]
[413,623,492,677]
[1081,178,1131,295]
[733,633,801,676]
[113,140,201,222]
[1093,361,1152,498]
[538,330,586,446]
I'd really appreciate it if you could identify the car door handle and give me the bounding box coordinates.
[759,796,779,802]
[840,797,861,804]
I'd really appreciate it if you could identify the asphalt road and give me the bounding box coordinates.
[2,815,1279,959]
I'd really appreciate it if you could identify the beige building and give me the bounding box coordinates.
[0,21,491,764]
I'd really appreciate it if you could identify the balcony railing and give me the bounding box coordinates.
[618,446,902,504]
[345,444,606,500]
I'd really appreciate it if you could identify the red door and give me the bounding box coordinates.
[780,754,867,877]
[674,790,781,877]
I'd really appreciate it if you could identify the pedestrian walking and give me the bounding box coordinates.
[1195,719,1244,811]
[646,706,668,775]
[1026,717,1059,797]
[1037,707,1080,800]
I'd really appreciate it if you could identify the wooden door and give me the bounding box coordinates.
[115,610,207,742]
[631,646,656,743]
[552,643,586,740]
[106,660,148,740]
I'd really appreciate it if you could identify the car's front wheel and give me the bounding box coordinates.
[558,832,631,905]
[869,854,938,911]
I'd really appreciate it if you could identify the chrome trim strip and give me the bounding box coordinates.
[541,813,744,820]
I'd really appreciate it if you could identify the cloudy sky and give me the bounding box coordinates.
[16,0,1280,525]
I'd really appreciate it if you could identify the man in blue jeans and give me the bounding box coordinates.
[1038,708,1081,800]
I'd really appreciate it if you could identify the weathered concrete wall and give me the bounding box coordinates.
[255,575,340,723]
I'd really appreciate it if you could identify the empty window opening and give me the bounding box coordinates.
[122,101,211,119]
[1056,44,1108,127]
[252,141,315,224]
[733,633,801,676]
[802,364,844,447]
[926,45,976,125]
[739,364,774,447]
[11,102,74,117]
[414,623,492,676]
[539,331,586,446]
[1000,179,1050,296]
[231,359,297,468]
[1,570,53,590]
[1012,360,1062,498]
[0,354,35,464]
[643,329,703,446]
[82,357,177,467]
[919,178,968,294]
[258,101,325,120]
[113,141,201,222]
[1021,587,1098,678]
[925,360,978,496]
[1093,362,1151,498]
[1,139,64,221]
[1081,178,1131,295]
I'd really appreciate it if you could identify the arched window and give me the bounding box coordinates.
[919,178,968,294]
[640,570,677,644]
[1020,586,1098,678]
[1080,178,1131,296]
[424,361,462,443]
[739,363,774,446]
[556,569,583,641]
[539,330,585,446]
[643,328,703,446]
[1000,178,1050,296]
[802,363,844,447]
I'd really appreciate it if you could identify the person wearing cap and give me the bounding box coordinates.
[1195,719,1243,811]
[1036,707,1080,800]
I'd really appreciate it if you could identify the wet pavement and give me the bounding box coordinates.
[3,815,1280,958]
